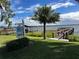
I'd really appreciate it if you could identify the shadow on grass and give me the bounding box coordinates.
[0,40,79,59]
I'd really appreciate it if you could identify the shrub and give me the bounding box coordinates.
[33,32,42,37]
[68,35,79,42]
[27,32,42,37]
[27,32,54,38]
[46,32,54,38]
[6,37,30,52]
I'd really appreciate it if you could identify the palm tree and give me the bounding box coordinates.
[0,0,14,27]
[32,5,60,39]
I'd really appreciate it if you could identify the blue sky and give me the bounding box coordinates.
[11,0,79,17]
[1,0,79,26]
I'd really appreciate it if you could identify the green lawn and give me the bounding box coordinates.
[0,35,16,46]
[0,35,79,59]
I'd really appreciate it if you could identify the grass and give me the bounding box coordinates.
[27,31,55,38]
[0,35,79,59]
[68,35,79,41]
[0,35,16,47]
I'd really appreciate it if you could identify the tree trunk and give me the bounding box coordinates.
[43,22,46,39]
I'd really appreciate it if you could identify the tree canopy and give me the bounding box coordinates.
[32,5,60,23]
[32,5,60,39]
[0,0,14,27]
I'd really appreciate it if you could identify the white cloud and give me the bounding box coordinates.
[48,2,75,10]
[14,10,25,14]
[26,4,41,12]
[17,7,23,10]
[24,2,75,14]
[24,11,79,26]
[24,17,42,26]
[14,0,21,5]
[14,10,29,14]
[13,4,41,14]
[13,1,75,14]
[52,2,75,9]
[60,11,79,20]
[11,1,78,25]
[24,17,59,26]
[11,1,21,11]
[0,21,6,26]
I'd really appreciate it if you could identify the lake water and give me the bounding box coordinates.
[28,24,79,34]
[0,24,79,35]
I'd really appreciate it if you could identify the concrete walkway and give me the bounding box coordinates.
[48,38,69,42]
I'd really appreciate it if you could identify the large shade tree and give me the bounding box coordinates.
[32,5,60,39]
[0,0,14,27]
